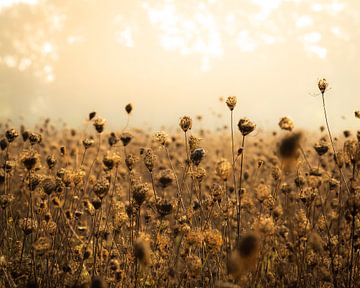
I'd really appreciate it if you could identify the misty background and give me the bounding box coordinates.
[0,0,359,132]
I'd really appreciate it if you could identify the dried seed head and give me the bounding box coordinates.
[5,128,19,143]
[46,154,57,169]
[93,178,110,200]
[314,141,329,156]
[153,131,170,146]
[143,148,156,172]
[179,116,192,132]
[190,148,206,166]
[132,182,149,206]
[29,132,42,145]
[108,132,118,146]
[120,132,132,146]
[216,158,231,181]
[238,118,256,136]
[318,78,328,94]
[83,138,95,149]
[89,111,96,120]
[0,138,7,150]
[125,103,133,114]
[93,117,106,133]
[21,150,40,171]
[355,111,360,119]
[125,153,136,171]
[156,199,173,217]
[278,117,294,131]
[158,169,175,188]
[188,135,202,152]
[226,96,237,111]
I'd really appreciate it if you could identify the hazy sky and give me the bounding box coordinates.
[0,0,359,132]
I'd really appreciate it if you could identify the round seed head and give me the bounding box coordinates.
[179,116,192,132]
[226,96,237,111]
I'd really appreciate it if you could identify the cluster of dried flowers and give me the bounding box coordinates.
[0,83,359,288]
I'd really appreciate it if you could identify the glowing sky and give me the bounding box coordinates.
[0,0,359,132]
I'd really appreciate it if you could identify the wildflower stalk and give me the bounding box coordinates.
[321,92,350,194]
[237,135,245,240]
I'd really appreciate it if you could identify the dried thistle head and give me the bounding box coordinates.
[179,116,192,132]
[238,118,256,136]
[278,117,294,131]
[318,78,328,94]
[226,96,237,111]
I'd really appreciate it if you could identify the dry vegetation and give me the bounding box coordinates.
[0,80,359,288]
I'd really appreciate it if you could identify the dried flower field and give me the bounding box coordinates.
[0,80,359,288]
